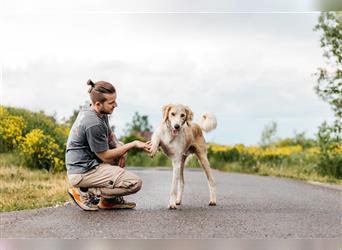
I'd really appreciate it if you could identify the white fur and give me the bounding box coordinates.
[199,112,217,132]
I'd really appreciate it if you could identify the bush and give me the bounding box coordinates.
[125,151,170,167]
[0,107,26,152]
[276,132,317,149]
[20,129,65,171]
[120,133,146,157]
[1,106,69,172]
[235,153,259,173]
[315,122,342,178]
[121,132,171,167]
[316,153,342,178]
[5,106,69,150]
[207,145,241,169]
[6,107,56,134]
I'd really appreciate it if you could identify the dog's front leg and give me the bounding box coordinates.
[150,129,161,158]
[169,159,181,209]
[176,157,186,205]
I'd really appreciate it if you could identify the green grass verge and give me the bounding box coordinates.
[184,154,341,184]
[217,162,342,184]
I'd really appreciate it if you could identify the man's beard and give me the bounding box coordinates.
[99,107,112,115]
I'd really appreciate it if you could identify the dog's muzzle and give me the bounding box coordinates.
[172,124,180,136]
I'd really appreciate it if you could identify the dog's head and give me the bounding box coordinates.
[162,104,193,136]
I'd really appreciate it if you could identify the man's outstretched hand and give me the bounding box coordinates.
[134,140,152,154]
[117,141,152,168]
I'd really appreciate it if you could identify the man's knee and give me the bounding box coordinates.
[131,177,142,193]
[117,171,143,194]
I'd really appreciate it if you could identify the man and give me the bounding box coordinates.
[66,79,151,211]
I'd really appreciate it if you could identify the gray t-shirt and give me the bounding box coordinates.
[65,106,111,174]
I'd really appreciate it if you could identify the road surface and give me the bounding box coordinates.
[1,168,341,238]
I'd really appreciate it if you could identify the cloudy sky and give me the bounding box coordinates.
[0,2,335,145]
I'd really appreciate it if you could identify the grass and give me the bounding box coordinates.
[0,153,69,212]
[217,162,342,184]
[186,154,342,184]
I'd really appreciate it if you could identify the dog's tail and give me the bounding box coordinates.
[199,113,217,133]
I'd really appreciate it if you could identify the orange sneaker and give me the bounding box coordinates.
[67,187,98,211]
[98,196,136,209]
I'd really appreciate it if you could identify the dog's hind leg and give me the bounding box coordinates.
[176,156,186,205]
[169,158,182,209]
[196,153,217,206]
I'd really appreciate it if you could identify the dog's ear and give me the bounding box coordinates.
[162,104,172,122]
[185,106,193,124]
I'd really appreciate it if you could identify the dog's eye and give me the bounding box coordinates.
[171,112,175,116]
[180,114,185,118]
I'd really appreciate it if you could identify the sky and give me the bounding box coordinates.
[0,2,336,145]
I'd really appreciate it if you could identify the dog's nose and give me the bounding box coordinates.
[174,124,180,130]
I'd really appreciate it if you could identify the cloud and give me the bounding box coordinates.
[2,0,320,12]
[1,12,335,145]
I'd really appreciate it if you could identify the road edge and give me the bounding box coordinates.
[306,180,342,191]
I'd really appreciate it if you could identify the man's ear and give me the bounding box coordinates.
[185,106,193,125]
[162,104,172,122]
[94,101,101,108]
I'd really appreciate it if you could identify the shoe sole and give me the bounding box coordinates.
[67,189,98,211]
[98,204,136,210]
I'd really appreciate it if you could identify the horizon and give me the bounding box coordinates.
[1,102,332,146]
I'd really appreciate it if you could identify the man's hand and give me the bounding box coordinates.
[118,155,126,168]
[134,140,152,154]
[116,140,151,168]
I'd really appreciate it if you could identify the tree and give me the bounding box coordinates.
[124,112,152,136]
[315,121,342,178]
[314,12,342,178]
[314,12,342,122]
[121,112,153,156]
[276,131,316,148]
[65,102,91,128]
[65,108,79,128]
[259,121,278,148]
[314,12,342,141]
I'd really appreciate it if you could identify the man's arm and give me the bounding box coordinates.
[96,140,151,164]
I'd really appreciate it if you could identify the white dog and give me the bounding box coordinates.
[150,104,217,209]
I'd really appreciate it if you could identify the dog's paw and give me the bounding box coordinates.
[176,201,181,205]
[209,201,216,206]
[168,204,177,210]
[150,148,158,158]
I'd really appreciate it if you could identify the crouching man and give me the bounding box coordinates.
[66,79,151,211]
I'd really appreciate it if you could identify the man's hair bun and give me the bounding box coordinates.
[87,79,95,87]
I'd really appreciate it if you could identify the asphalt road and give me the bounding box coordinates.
[1,168,341,238]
